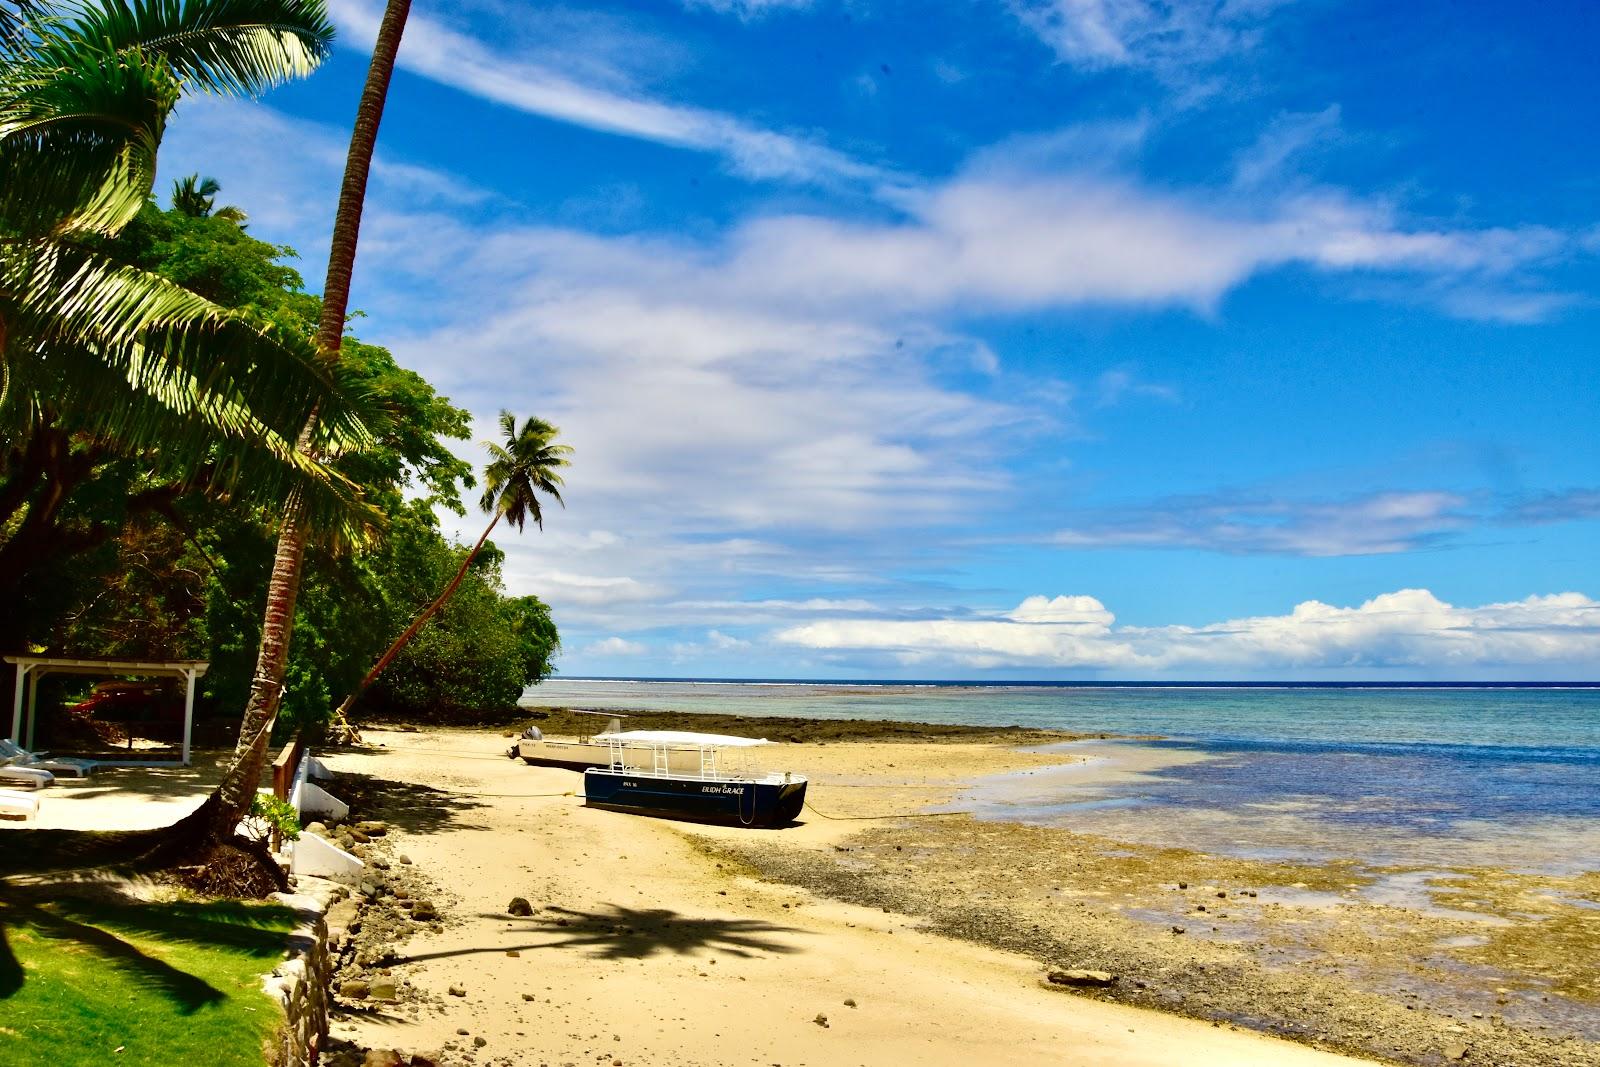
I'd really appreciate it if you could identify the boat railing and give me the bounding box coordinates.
[603,738,765,782]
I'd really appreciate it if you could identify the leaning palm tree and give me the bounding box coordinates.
[333,412,571,721]
[203,0,415,840]
[171,173,247,223]
[0,1,370,530]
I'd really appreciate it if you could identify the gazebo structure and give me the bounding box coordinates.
[5,655,208,765]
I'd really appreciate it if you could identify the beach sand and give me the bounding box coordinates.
[316,728,1371,1067]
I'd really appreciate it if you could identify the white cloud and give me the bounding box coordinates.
[1005,0,1290,76]
[1233,105,1343,189]
[778,589,1600,670]
[685,0,814,17]
[1049,490,1471,556]
[584,636,649,656]
[327,0,885,188]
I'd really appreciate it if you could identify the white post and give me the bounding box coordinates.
[24,668,40,749]
[9,662,24,744]
[181,669,196,765]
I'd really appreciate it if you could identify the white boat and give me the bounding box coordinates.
[510,710,637,770]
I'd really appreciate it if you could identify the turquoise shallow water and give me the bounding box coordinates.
[523,678,1600,872]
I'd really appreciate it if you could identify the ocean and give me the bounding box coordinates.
[522,678,1600,874]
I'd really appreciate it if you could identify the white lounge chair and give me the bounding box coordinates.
[0,787,40,821]
[0,739,93,778]
[0,763,53,789]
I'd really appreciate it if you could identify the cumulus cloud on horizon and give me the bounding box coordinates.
[777,589,1600,671]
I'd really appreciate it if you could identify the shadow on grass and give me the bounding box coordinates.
[0,886,295,1012]
[396,903,804,965]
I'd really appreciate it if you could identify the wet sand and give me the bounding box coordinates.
[314,728,1369,1067]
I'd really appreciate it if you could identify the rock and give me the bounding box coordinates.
[362,1052,404,1067]
[1047,970,1117,988]
[1177,882,1188,890]
[410,1056,441,1067]
[843,998,857,1008]
[456,1028,470,1036]
[508,897,534,916]
[448,984,467,997]
[305,822,329,837]
[399,854,414,865]
[522,993,536,1001]
[1171,926,1186,935]
[813,1013,829,1028]
[358,820,388,836]
[372,857,391,870]
[370,977,399,1002]
[506,950,521,958]
[340,979,371,999]
[411,900,438,922]
[473,1037,487,1048]
[1444,1043,1470,1061]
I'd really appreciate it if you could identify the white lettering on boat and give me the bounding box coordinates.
[701,785,746,795]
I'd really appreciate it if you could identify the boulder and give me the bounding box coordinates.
[361,1051,404,1067]
[370,977,399,1002]
[410,900,438,922]
[507,896,534,916]
[340,979,370,999]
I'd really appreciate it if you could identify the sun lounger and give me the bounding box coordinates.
[0,739,93,778]
[0,787,40,821]
[0,763,53,789]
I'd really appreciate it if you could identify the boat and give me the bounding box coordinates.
[582,731,807,829]
[510,710,630,770]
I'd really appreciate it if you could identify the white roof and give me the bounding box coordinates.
[603,730,773,749]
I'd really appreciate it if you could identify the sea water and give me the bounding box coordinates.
[522,679,1600,873]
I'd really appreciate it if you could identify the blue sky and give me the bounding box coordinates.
[162,0,1600,679]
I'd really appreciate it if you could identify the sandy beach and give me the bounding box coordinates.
[313,727,1373,1067]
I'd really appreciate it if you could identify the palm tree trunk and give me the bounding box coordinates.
[334,512,502,719]
[203,0,413,841]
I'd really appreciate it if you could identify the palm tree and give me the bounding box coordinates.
[203,0,414,840]
[0,1,369,531]
[171,174,247,224]
[334,412,571,720]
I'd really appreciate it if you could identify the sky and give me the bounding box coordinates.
[160,0,1600,680]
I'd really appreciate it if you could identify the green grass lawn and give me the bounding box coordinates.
[0,892,297,1067]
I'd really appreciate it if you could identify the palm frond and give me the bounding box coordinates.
[59,0,335,97]
[479,411,571,531]
[0,42,175,236]
[3,240,370,458]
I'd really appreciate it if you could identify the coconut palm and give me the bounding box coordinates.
[0,0,369,530]
[333,412,571,720]
[171,174,247,223]
[203,0,414,839]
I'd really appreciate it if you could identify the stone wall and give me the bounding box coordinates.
[262,876,346,1067]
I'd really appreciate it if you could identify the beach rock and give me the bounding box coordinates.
[399,854,413,865]
[507,896,534,916]
[370,977,399,1002]
[305,822,329,837]
[1444,1042,1470,1061]
[844,998,857,1008]
[357,820,388,836]
[1047,970,1117,988]
[411,900,438,922]
[448,984,467,997]
[340,978,371,999]
[473,1037,487,1048]
[362,1052,404,1067]
[813,1013,829,1028]
[409,1056,441,1067]
[522,993,536,1001]
[1171,925,1186,935]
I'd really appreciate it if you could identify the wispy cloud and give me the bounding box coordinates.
[1048,490,1472,556]
[327,0,887,188]
[685,0,815,18]
[584,636,649,656]
[1004,0,1291,82]
[778,588,1600,670]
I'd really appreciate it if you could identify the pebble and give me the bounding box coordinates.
[814,1014,829,1028]
[449,985,467,997]
[508,897,534,916]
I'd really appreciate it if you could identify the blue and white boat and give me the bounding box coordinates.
[582,731,807,829]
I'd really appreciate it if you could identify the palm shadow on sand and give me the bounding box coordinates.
[397,903,805,964]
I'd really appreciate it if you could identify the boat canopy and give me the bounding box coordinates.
[603,730,772,748]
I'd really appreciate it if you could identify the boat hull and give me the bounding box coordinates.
[583,769,807,828]
[516,738,712,773]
